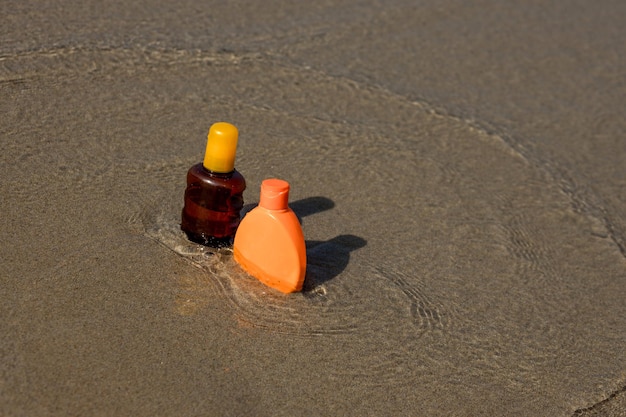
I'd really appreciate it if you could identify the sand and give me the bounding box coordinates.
[1,1,625,415]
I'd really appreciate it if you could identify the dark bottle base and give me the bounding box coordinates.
[182,228,234,248]
[181,164,245,249]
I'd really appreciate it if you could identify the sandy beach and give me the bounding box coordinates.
[2,1,625,415]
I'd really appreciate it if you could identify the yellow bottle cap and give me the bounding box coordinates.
[203,122,239,173]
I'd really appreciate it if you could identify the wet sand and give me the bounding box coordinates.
[1,1,625,415]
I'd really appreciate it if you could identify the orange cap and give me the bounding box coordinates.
[259,179,290,210]
[233,179,306,293]
[203,122,238,173]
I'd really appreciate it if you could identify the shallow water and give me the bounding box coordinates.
[2,1,626,416]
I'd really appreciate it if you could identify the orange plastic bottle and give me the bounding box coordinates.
[233,179,306,293]
[181,122,246,247]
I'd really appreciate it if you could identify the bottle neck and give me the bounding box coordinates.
[200,163,235,178]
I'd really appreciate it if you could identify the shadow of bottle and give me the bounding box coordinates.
[289,196,336,222]
[303,234,367,291]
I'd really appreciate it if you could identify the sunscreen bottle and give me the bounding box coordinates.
[233,179,306,293]
[181,122,246,247]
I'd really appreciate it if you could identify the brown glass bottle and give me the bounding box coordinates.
[181,164,246,247]
[181,122,246,247]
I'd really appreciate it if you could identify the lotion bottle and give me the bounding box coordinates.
[233,179,306,293]
[181,122,246,247]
